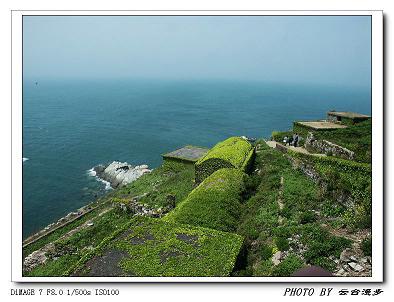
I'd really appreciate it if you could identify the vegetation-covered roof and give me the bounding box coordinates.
[164,168,246,232]
[75,216,243,277]
[196,137,253,168]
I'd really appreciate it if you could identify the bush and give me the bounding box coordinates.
[164,168,246,232]
[271,255,304,277]
[304,235,352,263]
[275,237,289,251]
[299,211,317,224]
[310,257,337,272]
[195,137,253,183]
[254,259,273,276]
[271,130,293,142]
[260,244,273,260]
[242,174,261,200]
[320,200,346,218]
[361,237,372,256]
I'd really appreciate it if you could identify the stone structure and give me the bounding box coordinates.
[162,145,210,164]
[327,111,370,125]
[305,132,355,160]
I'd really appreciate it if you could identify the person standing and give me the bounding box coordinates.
[293,133,299,147]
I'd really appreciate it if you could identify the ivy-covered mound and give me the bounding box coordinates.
[164,168,246,232]
[74,216,243,277]
[195,136,254,184]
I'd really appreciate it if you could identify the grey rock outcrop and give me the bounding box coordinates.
[94,161,151,188]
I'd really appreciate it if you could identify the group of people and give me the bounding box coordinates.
[283,133,300,147]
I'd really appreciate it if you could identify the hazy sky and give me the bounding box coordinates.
[23,16,371,87]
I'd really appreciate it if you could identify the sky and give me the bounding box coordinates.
[23,16,371,87]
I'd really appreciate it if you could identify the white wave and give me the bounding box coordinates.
[87,168,96,177]
[87,167,112,190]
[23,157,29,162]
[97,178,112,190]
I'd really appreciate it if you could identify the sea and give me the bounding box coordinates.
[22,78,371,238]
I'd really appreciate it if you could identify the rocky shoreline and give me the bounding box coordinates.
[92,161,152,189]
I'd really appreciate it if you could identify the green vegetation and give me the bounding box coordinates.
[25,208,131,277]
[271,255,304,277]
[300,224,352,270]
[23,198,113,258]
[281,168,320,219]
[314,119,372,163]
[24,121,372,278]
[113,160,195,209]
[271,130,292,142]
[275,237,289,251]
[361,237,372,256]
[164,168,246,232]
[195,136,253,183]
[235,141,354,276]
[293,122,318,138]
[273,120,371,163]
[289,151,372,229]
[75,216,243,277]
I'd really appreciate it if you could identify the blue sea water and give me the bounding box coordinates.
[22,78,371,238]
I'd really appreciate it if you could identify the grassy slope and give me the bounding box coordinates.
[235,143,352,276]
[23,161,196,276]
[25,208,131,277]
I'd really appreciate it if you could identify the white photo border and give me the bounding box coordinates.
[11,10,384,283]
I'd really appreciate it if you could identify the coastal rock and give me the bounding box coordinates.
[94,161,151,188]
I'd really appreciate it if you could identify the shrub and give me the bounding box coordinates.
[164,168,246,232]
[320,200,346,218]
[361,237,372,256]
[299,211,317,224]
[271,130,293,142]
[271,255,304,277]
[304,234,351,264]
[310,257,337,272]
[254,259,273,276]
[195,137,253,183]
[260,244,273,260]
[242,174,261,200]
[275,237,289,251]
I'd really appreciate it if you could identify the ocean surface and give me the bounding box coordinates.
[22,79,371,238]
